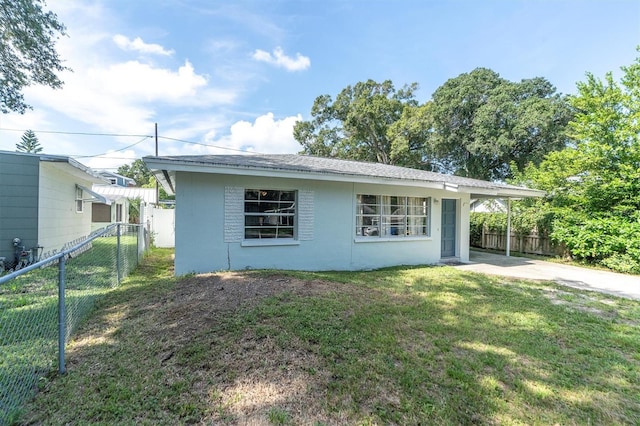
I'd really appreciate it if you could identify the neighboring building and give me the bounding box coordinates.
[96,170,135,187]
[0,151,108,265]
[470,198,508,213]
[90,186,157,232]
[144,154,543,275]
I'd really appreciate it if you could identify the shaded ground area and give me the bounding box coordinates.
[455,250,640,300]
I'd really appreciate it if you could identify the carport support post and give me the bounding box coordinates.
[506,198,512,257]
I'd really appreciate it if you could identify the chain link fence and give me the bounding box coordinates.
[0,224,148,424]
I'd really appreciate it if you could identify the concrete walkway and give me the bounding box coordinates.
[453,251,640,300]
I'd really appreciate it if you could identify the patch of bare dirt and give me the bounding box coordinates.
[148,272,373,424]
[152,272,367,342]
[62,270,391,424]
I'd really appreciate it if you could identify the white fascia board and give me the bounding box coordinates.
[463,186,545,199]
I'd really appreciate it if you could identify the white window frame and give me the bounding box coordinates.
[76,187,84,213]
[244,189,297,240]
[355,194,430,239]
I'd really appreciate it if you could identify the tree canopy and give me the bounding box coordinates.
[117,159,174,202]
[294,71,572,181]
[16,129,42,153]
[294,79,419,164]
[428,68,573,180]
[513,51,640,272]
[117,159,152,186]
[0,0,69,114]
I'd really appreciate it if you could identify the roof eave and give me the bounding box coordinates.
[144,157,448,191]
[466,187,546,199]
[142,156,545,199]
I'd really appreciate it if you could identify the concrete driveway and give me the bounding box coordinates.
[454,250,640,300]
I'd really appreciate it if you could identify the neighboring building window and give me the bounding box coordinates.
[356,194,430,237]
[116,204,123,222]
[244,189,296,239]
[76,187,84,213]
[109,178,117,185]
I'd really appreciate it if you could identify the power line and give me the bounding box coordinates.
[1,127,260,155]
[72,136,151,159]
[158,135,261,154]
[0,127,151,138]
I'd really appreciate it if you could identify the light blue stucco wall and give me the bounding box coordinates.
[173,171,469,274]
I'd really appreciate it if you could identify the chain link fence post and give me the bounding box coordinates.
[0,224,149,423]
[58,255,67,375]
[116,223,121,285]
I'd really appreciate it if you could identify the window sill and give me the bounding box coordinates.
[241,239,300,247]
[354,236,432,243]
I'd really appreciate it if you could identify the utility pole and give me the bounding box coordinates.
[155,123,159,206]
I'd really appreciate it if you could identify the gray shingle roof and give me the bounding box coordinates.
[147,154,540,194]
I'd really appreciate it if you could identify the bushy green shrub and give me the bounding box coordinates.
[552,213,640,273]
[602,253,640,274]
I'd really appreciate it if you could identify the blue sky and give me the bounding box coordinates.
[0,0,638,170]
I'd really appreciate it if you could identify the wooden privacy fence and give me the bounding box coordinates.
[472,228,558,256]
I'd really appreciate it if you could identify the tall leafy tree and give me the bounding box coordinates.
[117,159,152,186]
[16,129,42,153]
[1,0,69,114]
[522,55,640,216]
[429,68,572,180]
[515,51,640,271]
[294,79,419,164]
[387,102,436,170]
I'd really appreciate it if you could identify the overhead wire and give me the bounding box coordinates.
[157,135,263,154]
[72,136,151,159]
[0,127,151,138]
[0,126,261,157]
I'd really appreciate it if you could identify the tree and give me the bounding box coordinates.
[16,129,42,153]
[117,159,174,201]
[429,68,573,180]
[1,0,70,114]
[514,51,640,272]
[117,159,152,186]
[294,79,420,165]
[387,102,435,169]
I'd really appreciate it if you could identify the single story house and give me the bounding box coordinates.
[0,150,108,266]
[143,154,543,275]
[470,198,508,213]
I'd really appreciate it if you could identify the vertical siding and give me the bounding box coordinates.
[173,171,472,274]
[0,153,39,262]
[37,162,94,253]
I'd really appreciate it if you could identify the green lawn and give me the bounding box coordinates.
[18,249,640,425]
[0,235,139,425]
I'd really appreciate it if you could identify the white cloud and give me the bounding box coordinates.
[252,47,310,72]
[82,149,138,170]
[183,113,302,155]
[4,2,300,169]
[90,60,208,102]
[113,34,174,56]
